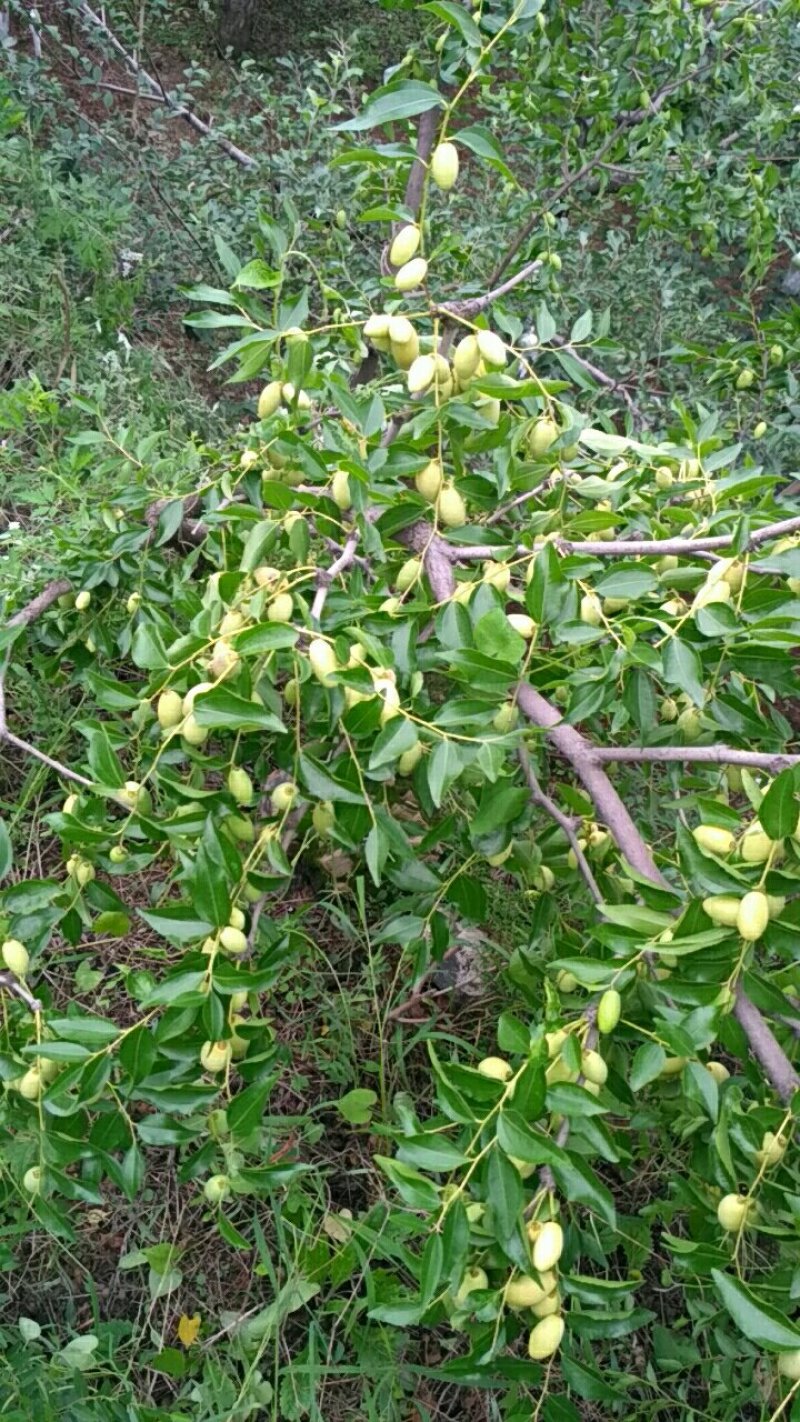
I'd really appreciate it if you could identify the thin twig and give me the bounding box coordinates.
[310,524,362,624]
[0,971,42,1013]
[518,745,602,903]
[71,1,256,167]
[594,746,800,772]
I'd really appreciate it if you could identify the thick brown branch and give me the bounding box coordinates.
[8,579,72,629]
[400,107,440,224]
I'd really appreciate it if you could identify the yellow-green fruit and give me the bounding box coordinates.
[477,330,507,368]
[282,678,300,708]
[228,767,254,806]
[528,417,559,458]
[389,223,421,267]
[210,640,240,680]
[477,1056,512,1082]
[229,907,246,931]
[75,861,95,887]
[219,610,244,637]
[706,1060,730,1084]
[200,1040,233,1073]
[528,1314,565,1361]
[258,381,283,419]
[482,560,511,592]
[377,680,401,725]
[532,1221,564,1273]
[157,689,184,729]
[219,926,249,956]
[580,593,603,627]
[659,1056,687,1076]
[398,742,424,776]
[493,702,519,734]
[767,895,786,919]
[430,140,459,191]
[453,334,481,382]
[534,865,555,891]
[717,1192,750,1231]
[437,484,466,528]
[271,781,297,814]
[581,1050,608,1087]
[253,566,280,589]
[506,613,536,639]
[677,707,702,742]
[391,330,420,370]
[753,421,767,440]
[735,368,755,390]
[758,1130,788,1167]
[204,1174,231,1204]
[556,969,578,992]
[312,800,336,835]
[506,1275,551,1309]
[509,1155,537,1180]
[22,1166,43,1194]
[364,313,391,351]
[453,1266,488,1307]
[396,557,422,593]
[486,845,513,866]
[769,344,785,367]
[702,896,740,927]
[415,460,443,502]
[126,592,141,615]
[597,989,621,1034]
[18,1069,43,1100]
[331,469,352,511]
[655,465,674,490]
[778,1350,800,1380]
[308,638,338,686]
[407,354,437,395]
[182,714,209,748]
[737,890,769,942]
[267,593,294,624]
[109,844,128,863]
[388,315,415,347]
[740,825,774,863]
[119,780,152,815]
[62,793,79,815]
[75,589,92,612]
[531,1290,562,1317]
[394,257,429,292]
[693,825,735,858]
[2,939,29,976]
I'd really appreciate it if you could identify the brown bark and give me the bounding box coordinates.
[217,0,258,56]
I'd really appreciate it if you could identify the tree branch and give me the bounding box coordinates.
[557,512,800,559]
[438,258,543,322]
[0,970,42,1014]
[514,682,800,1104]
[310,524,362,624]
[71,1,256,167]
[7,579,72,628]
[594,746,800,772]
[518,745,602,903]
[399,107,440,225]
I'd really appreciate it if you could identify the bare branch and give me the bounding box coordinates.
[7,579,72,629]
[438,258,543,322]
[733,986,799,1104]
[557,512,800,559]
[594,746,800,772]
[311,525,362,624]
[399,107,440,225]
[0,970,42,1014]
[71,1,256,167]
[518,745,602,903]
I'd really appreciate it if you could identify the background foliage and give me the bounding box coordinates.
[1,0,800,1417]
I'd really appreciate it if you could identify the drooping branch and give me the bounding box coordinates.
[69,1,256,168]
[514,681,799,1103]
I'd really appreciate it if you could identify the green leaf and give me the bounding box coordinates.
[711,1270,800,1351]
[369,718,418,770]
[232,623,298,654]
[333,81,445,132]
[299,753,364,805]
[191,688,286,734]
[546,1083,609,1117]
[86,728,124,788]
[0,818,11,880]
[118,1025,157,1084]
[470,786,529,838]
[427,740,460,809]
[423,1,482,46]
[630,1042,667,1091]
[396,1135,468,1172]
[138,906,213,943]
[232,259,281,290]
[453,123,516,183]
[487,1147,523,1240]
[239,519,278,572]
[551,1153,616,1227]
[336,1087,378,1125]
[375,1156,441,1210]
[662,638,705,707]
[228,1077,274,1141]
[47,1016,119,1047]
[759,768,799,841]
